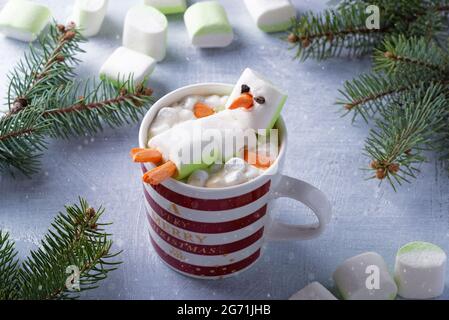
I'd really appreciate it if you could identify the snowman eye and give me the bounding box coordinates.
[254,96,265,104]
[241,84,251,93]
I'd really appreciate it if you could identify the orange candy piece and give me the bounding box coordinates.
[228,93,254,110]
[193,102,215,118]
[244,149,273,169]
[142,161,177,185]
[130,148,163,164]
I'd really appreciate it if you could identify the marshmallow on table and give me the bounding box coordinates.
[123,4,168,61]
[394,241,447,299]
[333,252,397,300]
[244,0,296,33]
[225,68,287,134]
[68,0,108,37]
[144,0,187,15]
[99,46,156,86]
[289,282,337,300]
[0,0,51,42]
[184,1,233,48]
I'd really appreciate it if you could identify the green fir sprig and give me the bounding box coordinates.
[0,22,154,176]
[288,0,449,189]
[0,198,120,300]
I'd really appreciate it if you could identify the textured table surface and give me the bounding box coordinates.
[0,0,448,300]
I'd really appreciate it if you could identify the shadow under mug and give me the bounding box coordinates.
[138,83,332,279]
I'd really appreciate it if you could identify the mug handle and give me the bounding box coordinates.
[266,175,332,241]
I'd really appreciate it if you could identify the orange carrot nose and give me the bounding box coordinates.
[193,102,215,118]
[229,93,254,110]
[244,149,273,169]
[130,148,145,157]
[142,161,177,185]
[132,149,163,164]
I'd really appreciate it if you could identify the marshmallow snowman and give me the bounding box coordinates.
[131,68,287,186]
[225,68,288,135]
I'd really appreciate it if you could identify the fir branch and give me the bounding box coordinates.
[16,198,120,300]
[374,35,449,78]
[288,3,386,61]
[364,84,448,190]
[0,108,49,176]
[6,22,85,116]
[0,232,19,300]
[0,22,154,177]
[337,73,420,121]
[288,0,449,61]
[42,79,154,139]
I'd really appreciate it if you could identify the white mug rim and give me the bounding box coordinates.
[138,82,287,192]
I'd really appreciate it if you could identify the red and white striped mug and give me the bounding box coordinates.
[138,83,332,279]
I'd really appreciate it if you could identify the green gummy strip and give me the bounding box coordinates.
[397,241,444,256]
[259,20,293,33]
[267,95,288,132]
[175,150,220,180]
[184,1,232,36]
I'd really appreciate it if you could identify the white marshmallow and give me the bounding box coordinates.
[333,252,397,300]
[123,4,168,61]
[394,241,447,299]
[177,108,195,122]
[184,1,233,48]
[224,157,246,173]
[187,170,209,187]
[182,96,201,110]
[289,282,337,300]
[143,0,187,15]
[245,165,261,180]
[204,95,226,111]
[0,0,52,42]
[224,170,246,186]
[225,68,287,134]
[99,46,156,85]
[243,0,296,33]
[69,0,108,37]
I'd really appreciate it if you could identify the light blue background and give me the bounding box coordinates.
[0,0,448,300]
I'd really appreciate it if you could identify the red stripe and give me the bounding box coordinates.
[147,212,264,256]
[144,187,267,233]
[141,164,271,211]
[150,235,261,277]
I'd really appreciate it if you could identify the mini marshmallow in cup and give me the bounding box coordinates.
[99,47,156,86]
[289,282,337,300]
[184,1,234,48]
[333,252,397,300]
[0,0,52,42]
[394,241,447,299]
[187,170,209,187]
[68,0,108,37]
[243,0,296,33]
[123,4,168,61]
